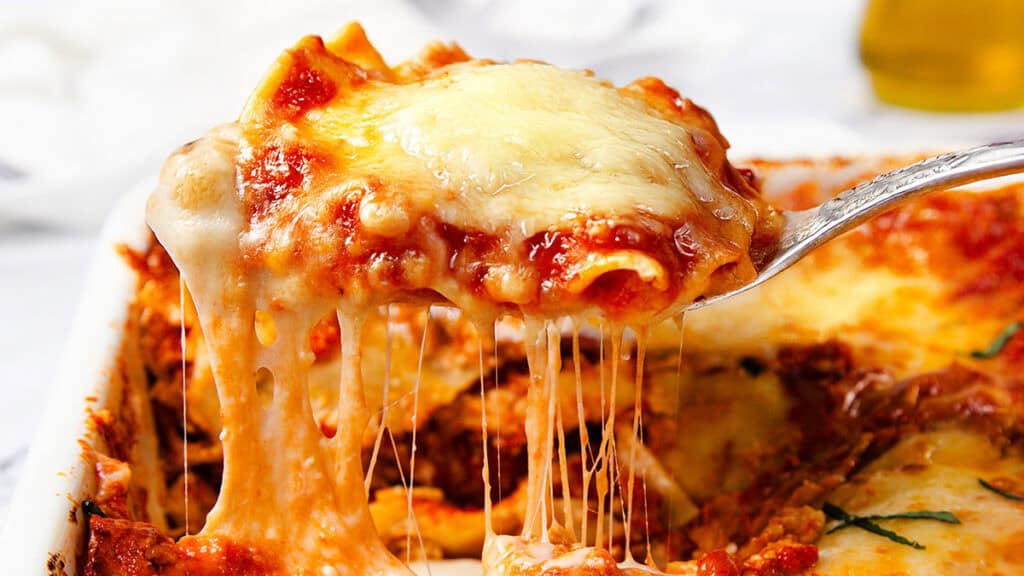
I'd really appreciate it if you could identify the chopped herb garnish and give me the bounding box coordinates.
[81,499,106,519]
[827,509,959,531]
[822,502,960,550]
[979,478,1024,501]
[970,321,1023,359]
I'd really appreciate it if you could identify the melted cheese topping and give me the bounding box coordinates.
[273,62,730,236]
[150,126,405,574]
[232,25,777,320]
[817,430,1024,575]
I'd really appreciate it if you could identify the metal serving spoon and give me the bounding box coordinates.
[689,140,1024,310]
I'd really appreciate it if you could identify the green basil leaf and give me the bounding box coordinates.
[970,321,1023,359]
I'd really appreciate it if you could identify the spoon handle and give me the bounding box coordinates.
[775,140,1024,273]
[691,140,1024,310]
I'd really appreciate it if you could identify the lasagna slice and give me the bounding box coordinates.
[137,22,778,576]
[226,24,779,321]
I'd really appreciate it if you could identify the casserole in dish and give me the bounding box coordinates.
[5,22,1024,576]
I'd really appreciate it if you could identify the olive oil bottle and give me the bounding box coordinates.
[860,0,1024,111]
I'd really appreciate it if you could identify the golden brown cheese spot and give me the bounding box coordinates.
[1003,530,1024,564]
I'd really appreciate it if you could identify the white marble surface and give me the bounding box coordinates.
[1,0,1023,529]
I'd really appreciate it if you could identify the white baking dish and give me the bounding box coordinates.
[3,154,1009,575]
[0,181,153,575]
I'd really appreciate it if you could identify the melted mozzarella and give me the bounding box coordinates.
[817,430,1024,575]
[149,128,409,575]
[274,62,742,238]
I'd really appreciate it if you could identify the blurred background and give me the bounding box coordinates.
[0,0,1022,522]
